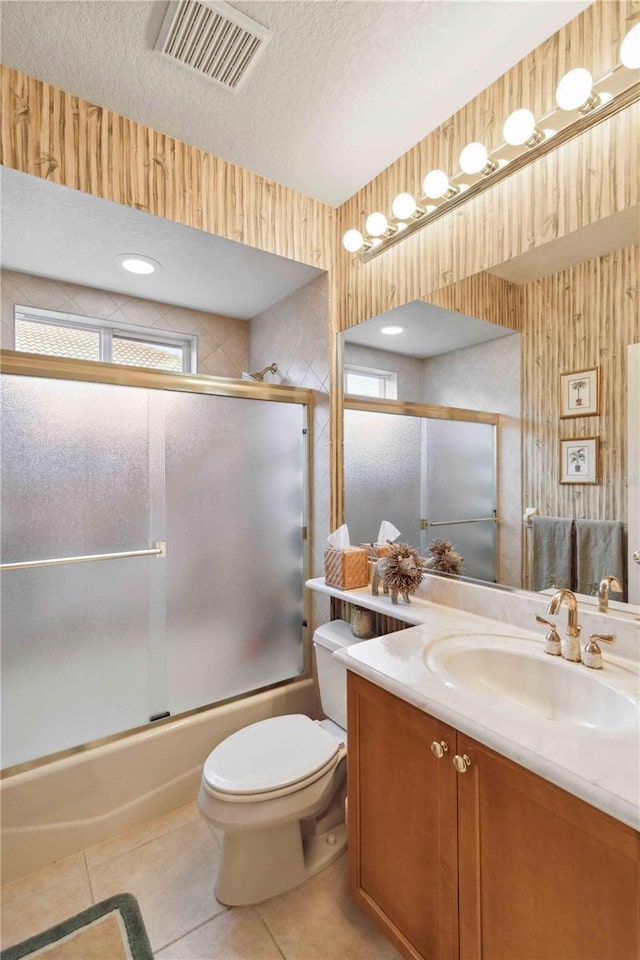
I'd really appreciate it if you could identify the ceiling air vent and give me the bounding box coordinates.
[155,0,272,92]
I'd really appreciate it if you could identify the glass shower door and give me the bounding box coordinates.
[422,418,497,582]
[0,375,159,767]
[163,392,306,714]
[1,370,309,769]
[343,408,422,546]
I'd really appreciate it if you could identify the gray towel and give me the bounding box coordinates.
[575,519,625,600]
[532,516,573,591]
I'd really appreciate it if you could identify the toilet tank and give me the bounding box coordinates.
[313,620,363,730]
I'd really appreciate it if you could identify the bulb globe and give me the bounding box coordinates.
[392,193,417,220]
[555,68,593,111]
[342,229,364,253]
[459,142,489,175]
[503,109,536,146]
[620,23,640,69]
[365,212,388,237]
[422,169,450,199]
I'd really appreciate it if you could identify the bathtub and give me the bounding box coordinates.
[1,678,318,883]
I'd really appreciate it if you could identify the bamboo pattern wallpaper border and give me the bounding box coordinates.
[0,65,334,271]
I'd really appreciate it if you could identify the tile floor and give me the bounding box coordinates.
[1,802,401,960]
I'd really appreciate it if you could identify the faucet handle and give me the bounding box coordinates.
[536,615,561,656]
[582,633,617,670]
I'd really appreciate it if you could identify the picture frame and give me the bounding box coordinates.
[559,367,599,418]
[559,436,599,485]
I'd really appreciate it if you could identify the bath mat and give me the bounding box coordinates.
[1,893,153,960]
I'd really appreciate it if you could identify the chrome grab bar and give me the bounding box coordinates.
[421,517,499,529]
[0,541,166,572]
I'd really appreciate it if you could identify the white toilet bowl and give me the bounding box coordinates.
[198,620,358,906]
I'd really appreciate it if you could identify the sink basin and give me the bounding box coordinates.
[424,634,639,732]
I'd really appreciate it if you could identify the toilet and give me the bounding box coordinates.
[198,620,359,906]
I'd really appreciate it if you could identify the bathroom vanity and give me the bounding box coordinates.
[306,577,640,960]
[348,673,638,960]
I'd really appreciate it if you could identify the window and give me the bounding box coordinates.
[344,364,398,399]
[14,307,196,373]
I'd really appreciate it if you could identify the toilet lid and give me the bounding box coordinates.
[203,714,341,795]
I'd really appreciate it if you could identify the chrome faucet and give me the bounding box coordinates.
[598,575,623,611]
[546,588,581,661]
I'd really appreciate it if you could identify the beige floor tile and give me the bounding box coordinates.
[85,801,201,869]
[89,817,226,953]
[258,854,397,960]
[155,907,283,960]
[1,852,86,911]
[0,872,93,950]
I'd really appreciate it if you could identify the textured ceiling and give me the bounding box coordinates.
[342,299,515,359]
[0,0,591,205]
[1,168,323,319]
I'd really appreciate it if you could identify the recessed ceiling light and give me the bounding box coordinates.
[117,254,161,275]
[380,325,405,336]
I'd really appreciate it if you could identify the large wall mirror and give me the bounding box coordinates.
[339,206,640,610]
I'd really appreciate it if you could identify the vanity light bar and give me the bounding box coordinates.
[343,26,640,263]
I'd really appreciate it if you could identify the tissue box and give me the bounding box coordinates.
[324,547,369,589]
[359,542,392,560]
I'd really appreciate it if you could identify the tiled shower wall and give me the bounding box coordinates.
[1,270,249,378]
[249,274,331,633]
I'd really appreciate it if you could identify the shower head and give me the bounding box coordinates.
[242,363,278,382]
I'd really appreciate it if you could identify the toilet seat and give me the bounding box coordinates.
[202,714,344,803]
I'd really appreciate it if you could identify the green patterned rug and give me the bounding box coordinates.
[1,893,153,960]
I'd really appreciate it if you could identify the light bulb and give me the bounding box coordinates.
[392,193,417,220]
[620,22,640,69]
[422,169,451,199]
[555,68,594,111]
[503,109,537,146]
[365,212,389,237]
[118,255,160,274]
[380,325,404,336]
[342,229,364,253]
[459,142,489,175]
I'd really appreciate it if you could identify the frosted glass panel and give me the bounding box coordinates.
[1,376,151,559]
[163,393,306,714]
[1,375,153,766]
[1,562,152,767]
[344,409,421,547]
[423,419,497,581]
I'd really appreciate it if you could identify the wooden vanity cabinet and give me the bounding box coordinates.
[347,672,640,960]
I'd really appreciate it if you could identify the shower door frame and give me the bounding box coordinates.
[0,349,314,775]
[343,394,501,577]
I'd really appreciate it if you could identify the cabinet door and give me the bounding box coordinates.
[457,733,640,960]
[347,672,458,960]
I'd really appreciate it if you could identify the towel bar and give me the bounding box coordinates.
[0,541,166,571]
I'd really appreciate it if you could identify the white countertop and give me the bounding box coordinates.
[307,578,640,831]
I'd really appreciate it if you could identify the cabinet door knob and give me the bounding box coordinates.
[430,740,449,759]
[453,754,471,773]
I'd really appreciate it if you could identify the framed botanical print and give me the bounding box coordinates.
[559,367,599,418]
[559,437,599,484]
